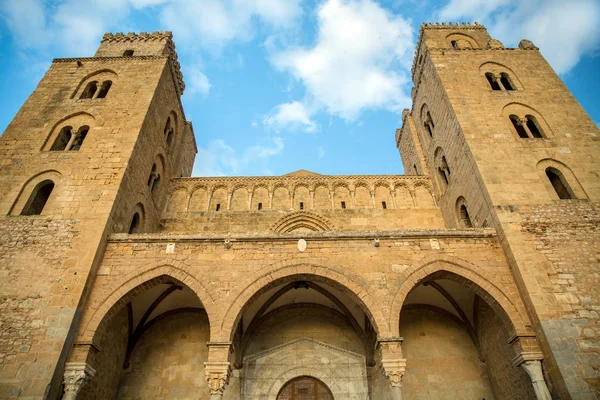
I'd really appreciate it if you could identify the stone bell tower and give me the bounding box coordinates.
[397,22,600,398]
[0,31,196,398]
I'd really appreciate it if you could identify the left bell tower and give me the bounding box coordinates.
[0,31,195,398]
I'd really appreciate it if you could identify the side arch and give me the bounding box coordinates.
[219,261,390,341]
[390,255,530,337]
[79,264,218,343]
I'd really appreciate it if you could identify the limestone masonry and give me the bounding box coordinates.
[0,23,598,400]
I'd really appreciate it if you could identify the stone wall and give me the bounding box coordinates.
[400,307,495,400]
[476,299,536,399]
[118,311,210,399]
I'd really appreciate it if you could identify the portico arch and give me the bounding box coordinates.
[220,261,389,342]
[390,255,530,337]
[80,264,217,343]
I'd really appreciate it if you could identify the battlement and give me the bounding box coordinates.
[95,31,185,95]
[420,21,486,29]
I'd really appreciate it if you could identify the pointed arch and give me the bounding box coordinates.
[390,255,530,337]
[79,264,217,344]
[219,261,389,342]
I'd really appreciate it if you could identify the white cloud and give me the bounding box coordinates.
[270,0,414,120]
[263,101,317,133]
[159,0,302,50]
[184,66,211,97]
[438,0,600,74]
[318,145,325,158]
[193,137,284,176]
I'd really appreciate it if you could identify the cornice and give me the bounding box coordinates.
[108,228,497,243]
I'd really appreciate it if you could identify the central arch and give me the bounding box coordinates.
[219,261,388,341]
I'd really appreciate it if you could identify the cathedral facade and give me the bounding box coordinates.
[0,23,598,400]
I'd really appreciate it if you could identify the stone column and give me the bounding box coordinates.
[379,338,406,400]
[62,362,96,400]
[382,358,406,400]
[309,190,315,209]
[370,191,376,208]
[205,362,231,400]
[512,352,552,400]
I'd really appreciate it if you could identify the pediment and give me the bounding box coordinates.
[244,337,365,363]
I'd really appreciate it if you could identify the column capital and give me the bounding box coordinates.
[204,361,231,395]
[381,358,407,387]
[63,362,96,400]
[513,356,552,400]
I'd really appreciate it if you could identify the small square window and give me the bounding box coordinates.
[341,201,346,209]
[299,202,304,210]
[382,201,387,209]
[258,202,262,210]
[123,49,134,57]
[216,203,221,211]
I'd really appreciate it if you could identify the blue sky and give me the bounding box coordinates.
[0,0,599,176]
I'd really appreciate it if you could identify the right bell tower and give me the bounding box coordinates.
[397,22,600,399]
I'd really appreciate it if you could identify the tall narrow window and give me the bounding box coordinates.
[485,73,501,90]
[427,111,435,129]
[438,167,449,186]
[451,40,458,49]
[69,126,88,151]
[50,126,72,151]
[341,201,346,209]
[21,180,54,216]
[526,115,543,138]
[96,80,112,98]
[425,122,433,137]
[164,117,174,150]
[128,212,140,234]
[546,168,575,199]
[80,81,98,99]
[299,202,304,210]
[216,203,221,211]
[500,73,515,90]
[510,115,528,138]
[258,202,262,210]
[382,201,387,209]
[413,164,418,174]
[459,204,473,228]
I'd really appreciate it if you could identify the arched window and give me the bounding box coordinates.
[451,40,458,49]
[128,212,141,234]
[96,80,112,98]
[510,115,528,138]
[164,117,174,150]
[69,126,88,151]
[545,167,575,199]
[424,121,433,137]
[148,164,158,188]
[427,111,435,129]
[485,72,501,90]
[500,73,515,90]
[80,81,98,99]
[21,180,54,216]
[526,115,543,138]
[277,376,333,400]
[123,49,134,57]
[50,126,72,151]
[459,204,473,227]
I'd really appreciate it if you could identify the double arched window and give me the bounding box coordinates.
[485,72,516,91]
[80,80,112,99]
[510,115,544,138]
[50,125,89,151]
[420,105,435,139]
[434,147,450,192]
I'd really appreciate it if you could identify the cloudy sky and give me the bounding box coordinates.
[0,0,598,176]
